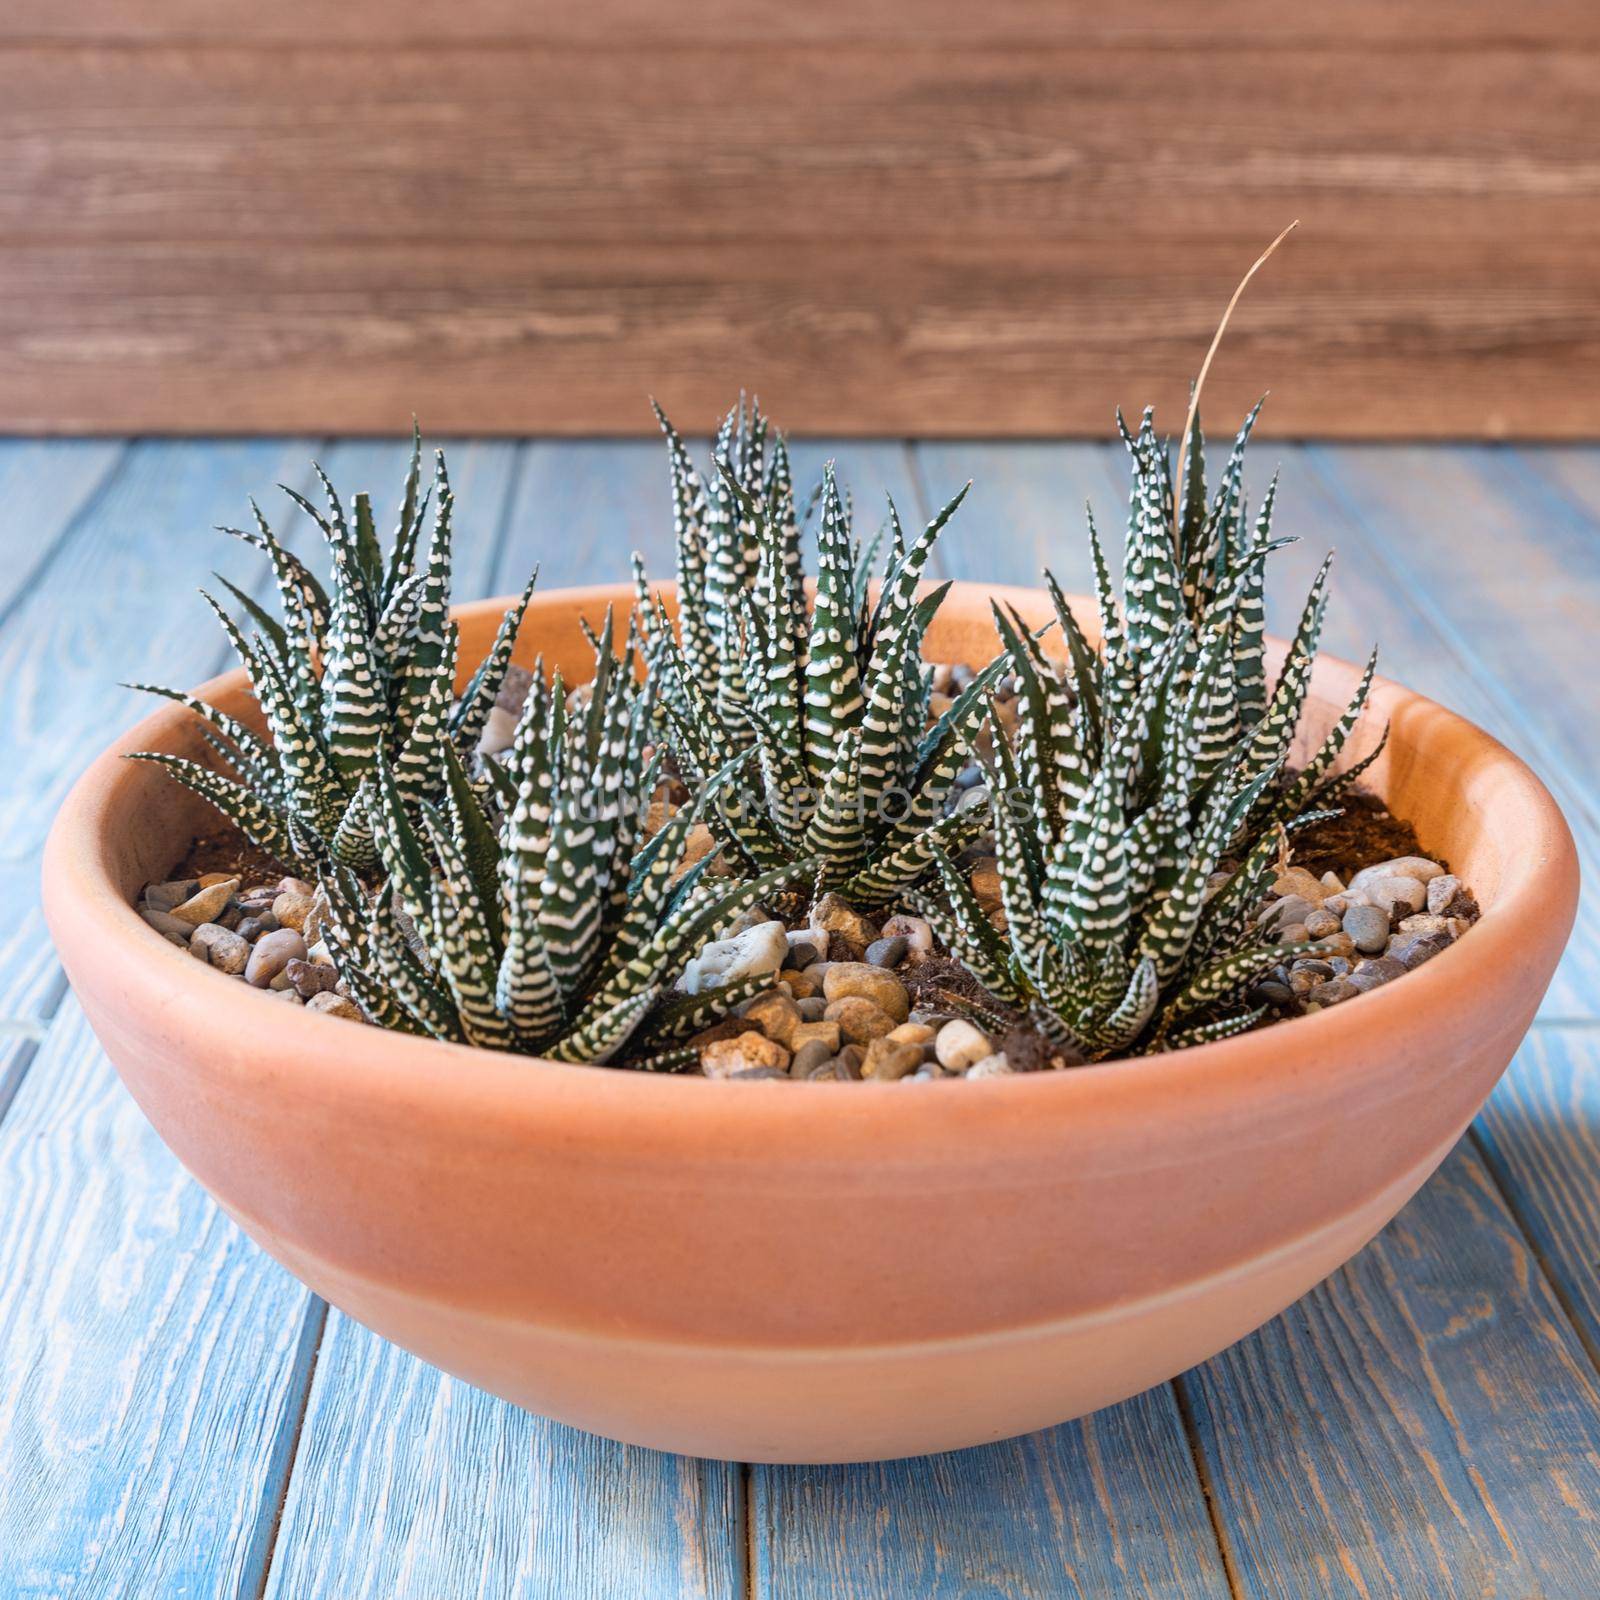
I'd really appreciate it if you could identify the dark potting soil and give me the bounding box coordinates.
[171,824,296,889]
[1289,789,1440,881]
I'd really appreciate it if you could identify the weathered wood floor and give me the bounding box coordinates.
[2,437,1598,1598]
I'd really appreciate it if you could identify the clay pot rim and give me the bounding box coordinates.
[44,582,1576,1144]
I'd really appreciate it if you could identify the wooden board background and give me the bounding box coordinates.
[1,2,1597,437]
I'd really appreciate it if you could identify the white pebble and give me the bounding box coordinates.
[935,1019,992,1072]
[966,1052,1015,1079]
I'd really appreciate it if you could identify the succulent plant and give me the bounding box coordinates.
[318,614,813,1064]
[635,401,1010,909]
[128,432,536,877]
[915,405,1382,1059]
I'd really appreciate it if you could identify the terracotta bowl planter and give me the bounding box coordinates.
[44,583,1577,1463]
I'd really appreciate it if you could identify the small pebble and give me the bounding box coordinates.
[245,927,309,988]
[1271,867,1327,905]
[1248,980,1295,1007]
[1350,857,1444,891]
[1389,931,1452,970]
[822,963,910,1023]
[741,990,801,1046]
[966,1052,1015,1079]
[144,879,199,913]
[191,922,250,975]
[701,1032,791,1079]
[809,893,880,950]
[864,935,909,969]
[880,914,934,959]
[1361,874,1428,918]
[1276,922,1310,945]
[1304,909,1342,939]
[1342,903,1391,955]
[784,936,819,970]
[1426,874,1462,917]
[272,891,315,933]
[935,1019,992,1072]
[888,1022,936,1046]
[140,907,193,943]
[824,996,898,1045]
[305,991,364,1022]
[861,1038,923,1081]
[790,1038,836,1077]
[286,957,338,998]
[1348,956,1408,993]
[795,996,827,1023]
[1310,978,1361,1007]
[169,877,239,928]
[234,916,265,943]
[778,966,820,999]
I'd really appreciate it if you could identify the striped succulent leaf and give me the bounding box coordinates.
[927,404,1380,1059]
[130,438,537,876]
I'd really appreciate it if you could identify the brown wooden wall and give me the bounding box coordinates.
[2,2,1597,437]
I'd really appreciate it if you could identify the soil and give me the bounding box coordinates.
[171,823,296,890]
[1289,788,1440,881]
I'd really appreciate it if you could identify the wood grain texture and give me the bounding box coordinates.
[751,1387,1232,1600]
[263,1312,743,1600]
[0,440,122,622]
[1183,1138,1600,1599]
[0,438,319,1029]
[0,998,321,1599]
[1476,1030,1600,1369]
[1,11,1597,436]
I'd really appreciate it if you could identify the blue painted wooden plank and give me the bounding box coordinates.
[0,997,322,1599]
[262,1313,743,1600]
[1184,1134,1600,1598]
[0,438,320,1031]
[752,1385,1231,1600]
[0,439,123,623]
[1475,1027,1600,1367]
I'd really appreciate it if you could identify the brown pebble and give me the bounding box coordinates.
[822,963,910,1023]
[245,927,309,988]
[701,1032,791,1079]
[286,957,338,999]
[272,891,316,933]
[197,871,236,888]
[861,1038,923,1081]
[139,907,193,943]
[306,991,364,1021]
[190,922,250,975]
[741,990,801,1047]
[823,996,897,1045]
[169,877,240,928]
[144,879,198,913]
[780,967,820,1000]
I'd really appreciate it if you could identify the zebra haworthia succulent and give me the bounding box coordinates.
[127,431,537,877]
[319,614,814,1064]
[915,405,1383,1060]
[635,400,1009,909]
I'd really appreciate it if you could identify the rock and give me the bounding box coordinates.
[729,1066,793,1081]
[1350,857,1444,891]
[1322,893,1350,917]
[286,957,338,998]
[272,891,316,932]
[1304,908,1342,939]
[1271,867,1327,904]
[789,1038,835,1078]
[306,991,365,1021]
[169,877,239,927]
[956,784,990,815]
[822,963,910,1023]
[1288,968,1320,998]
[784,935,820,970]
[887,1022,936,1047]
[144,878,199,913]
[969,864,1002,906]
[1348,955,1408,992]
[1320,871,1347,894]
[139,907,193,943]
[809,893,880,951]
[701,1032,791,1079]
[1263,894,1316,930]
[791,1020,842,1054]
[880,914,935,959]
[476,703,519,756]
[307,939,336,968]
[966,1052,1016,1079]
[742,990,801,1046]
[823,996,897,1045]
[779,967,820,999]
[672,824,719,882]
[190,922,249,975]
[864,935,909,969]
[245,927,309,988]
[935,1018,992,1071]
[1248,979,1294,1007]
[1320,932,1357,959]
[835,1045,865,1080]
[795,996,828,1023]
[1342,903,1391,955]
[1276,922,1310,945]
[1309,978,1361,1007]
[1389,931,1452,970]
[269,987,306,1004]
[496,662,534,713]
[234,916,265,944]
[680,920,788,995]
[688,1017,749,1050]
[1360,875,1428,918]
[1397,913,1449,936]
[1426,874,1462,917]
[861,1038,923,1081]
